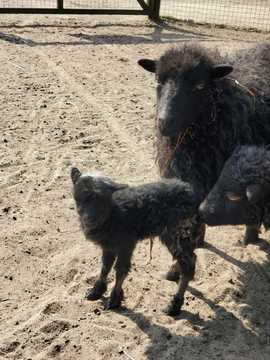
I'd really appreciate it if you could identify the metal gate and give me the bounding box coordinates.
[0,0,160,19]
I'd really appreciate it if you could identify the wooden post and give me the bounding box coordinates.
[148,0,160,20]
[57,0,63,10]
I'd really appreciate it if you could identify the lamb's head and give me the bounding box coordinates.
[199,146,270,226]
[71,167,120,230]
[138,43,233,138]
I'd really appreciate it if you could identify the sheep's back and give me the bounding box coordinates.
[229,43,270,95]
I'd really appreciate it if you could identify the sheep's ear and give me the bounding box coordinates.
[211,64,233,79]
[138,59,156,73]
[71,167,81,184]
[246,184,270,204]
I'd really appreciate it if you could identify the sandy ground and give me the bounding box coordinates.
[1,15,270,360]
[0,1,269,31]
[161,0,270,32]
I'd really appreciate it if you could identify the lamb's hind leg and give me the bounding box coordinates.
[86,249,115,301]
[161,223,196,317]
[244,225,260,245]
[165,249,196,317]
[107,246,134,309]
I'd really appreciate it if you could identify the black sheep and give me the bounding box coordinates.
[199,146,270,232]
[71,167,198,312]
[138,42,270,314]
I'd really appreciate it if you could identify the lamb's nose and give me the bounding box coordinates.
[158,119,172,136]
[198,200,208,219]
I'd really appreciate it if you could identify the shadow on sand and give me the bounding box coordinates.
[110,239,270,359]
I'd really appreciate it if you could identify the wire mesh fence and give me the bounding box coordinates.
[66,0,140,10]
[0,0,56,8]
[160,0,270,32]
[0,0,142,9]
[0,0,269,32]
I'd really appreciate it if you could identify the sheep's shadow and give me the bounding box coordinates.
[204,241,247,270]
[205,238,270,266]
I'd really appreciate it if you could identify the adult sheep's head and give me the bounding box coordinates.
[199,146,270,227]
[138,44,233,138]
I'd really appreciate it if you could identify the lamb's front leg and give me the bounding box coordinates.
[86,249,115,301]
[107,246,134,309]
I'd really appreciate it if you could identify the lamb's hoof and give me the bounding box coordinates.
[165,262,181,282]
[243,236,259,246]
[106,289,124,310]
[165,271,180,282]
[196,238,205,248]
[86,281,107,301]
[243,227,259,245]
[163,297,183,317]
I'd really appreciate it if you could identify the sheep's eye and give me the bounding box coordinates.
[157,75,167,85]
[226,192,242,202]
[195,83,205,90]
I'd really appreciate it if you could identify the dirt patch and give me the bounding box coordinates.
[1,14,270,360]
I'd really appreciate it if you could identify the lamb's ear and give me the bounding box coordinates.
[138,59,156,73]
[71,167,81,184]
[246,184,270,204]
[211,64,233,79]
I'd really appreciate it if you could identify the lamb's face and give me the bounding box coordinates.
[71,168,112,230]
[199,146,270,226]
[138,45,233,138]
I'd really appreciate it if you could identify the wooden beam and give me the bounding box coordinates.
[57,0,63,10]
[147,0,160,20]
[0,8,147,15]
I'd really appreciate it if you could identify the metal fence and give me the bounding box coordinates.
[0,1,160,18]
[0,0,269,32]
[160,0,270,32]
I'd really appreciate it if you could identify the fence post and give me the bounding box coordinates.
[148,0,160,20]
[57,0,63,10]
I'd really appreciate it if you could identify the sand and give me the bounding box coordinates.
[1,14,270,360]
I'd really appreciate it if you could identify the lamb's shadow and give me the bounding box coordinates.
[117,284,261,360]
[114,239,270,359]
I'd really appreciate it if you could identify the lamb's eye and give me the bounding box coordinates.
[157,82,162,91]
[226,192,242,202]
[195,83,205,90]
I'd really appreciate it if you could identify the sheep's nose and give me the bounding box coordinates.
[158,119,171,136]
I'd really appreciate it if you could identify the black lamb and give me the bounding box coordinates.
[199,145,270,232]
[138,42,270,315]
[70,167,198,311]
